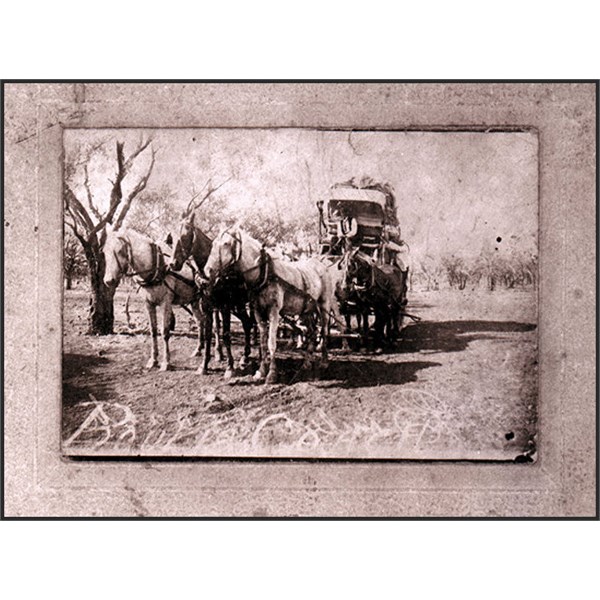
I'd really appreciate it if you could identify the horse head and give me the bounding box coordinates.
[169,212,196,272]
[345,250,374,291]
[203,225,243,283]
[102,231,130,287]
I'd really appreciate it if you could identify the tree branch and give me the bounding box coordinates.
[112,146,157,231]
[123,137,153,173]
[83,162,102,221]
[64,184,95,232]
[182,178,211,217]
[182,176,231,219]
[65,216,88,248]
[88,141,126,236]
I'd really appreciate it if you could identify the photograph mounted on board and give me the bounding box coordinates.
[62,127,538,460]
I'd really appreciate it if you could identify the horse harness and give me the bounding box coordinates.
[116,236,201,313]
[115,237,167,287]
[226,231,315,314]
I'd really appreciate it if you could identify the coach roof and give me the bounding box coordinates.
[328,186,387,208]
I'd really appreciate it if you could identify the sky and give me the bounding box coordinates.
[64,128,538,261]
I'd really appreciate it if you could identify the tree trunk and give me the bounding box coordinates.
[89,276,116,335]
[85,242,116,335]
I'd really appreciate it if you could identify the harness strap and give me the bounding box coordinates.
[239,246,271,293]
[167,270,196,288]
[226,233,316,311]
[129,241,168,287]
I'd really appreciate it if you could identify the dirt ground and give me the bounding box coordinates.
[62,286,537,460]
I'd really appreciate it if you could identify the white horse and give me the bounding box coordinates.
[203,227,343,384]
[103,229,204,371]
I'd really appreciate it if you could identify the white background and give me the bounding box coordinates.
[1,1,597,598]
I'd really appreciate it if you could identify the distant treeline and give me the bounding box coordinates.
[413,250,537,292]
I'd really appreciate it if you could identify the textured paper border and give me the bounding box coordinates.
[3,82,596,517]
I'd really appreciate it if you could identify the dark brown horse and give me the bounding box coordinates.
[342,250,408,350]
[169,212,255,378]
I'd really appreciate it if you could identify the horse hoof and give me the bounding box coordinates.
[253,370,264,381]
[224,369,234,380]
[265,372,278,385]
[146,360,158,370]
[159,363,172,372]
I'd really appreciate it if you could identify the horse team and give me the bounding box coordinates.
[103,208,408,384]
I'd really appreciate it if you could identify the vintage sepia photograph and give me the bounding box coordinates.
[1,7,597,595]
[4,81,595,518]
[62,127,538,460]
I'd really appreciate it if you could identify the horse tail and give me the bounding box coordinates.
[169,312,176,331]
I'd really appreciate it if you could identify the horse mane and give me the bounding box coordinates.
[238,227,263,252]
[188,218,213,245]
[214,224,262,252]
[104,228,160,258]
[116,228,154,246]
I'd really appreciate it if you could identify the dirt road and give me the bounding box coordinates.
[62,287,537,460]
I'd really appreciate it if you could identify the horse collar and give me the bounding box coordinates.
[123,238,167,287]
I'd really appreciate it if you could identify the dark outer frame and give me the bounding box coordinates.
[3,82,597,517]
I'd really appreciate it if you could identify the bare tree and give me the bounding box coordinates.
[63,232,88,289]
[64,138,156,334]
[441,255,470,290]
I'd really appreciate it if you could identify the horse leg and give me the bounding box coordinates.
[373,309,386,354]
[302,312,317,373]
[265,306,280,384]
[199,303,213,375]
[331,300,349,353]
[389,301,403,344]
[159,302,173,371]
[214,310,224,363]
[221,309,235,379]
[345,313,353,334]
[343,312,355,351]
[238,307,253,369]
[360,309,369,349]
[145,301,159,369]
[189,301,203,358]
[319,306,329,369]
[253,308,269,381]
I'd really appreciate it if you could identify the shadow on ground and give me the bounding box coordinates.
[62,353,112,408]
[272,356,441,388]
[399,320,536,354]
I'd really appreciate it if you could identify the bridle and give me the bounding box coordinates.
[343,250,376,299]
[212,229,242,277]
[111,235,165,287]
[172,225,195,271]
[215,229,269,290]
[220,230,242,269]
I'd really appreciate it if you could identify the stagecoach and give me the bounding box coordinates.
[318,186,389,261]
[317,184,412,348]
